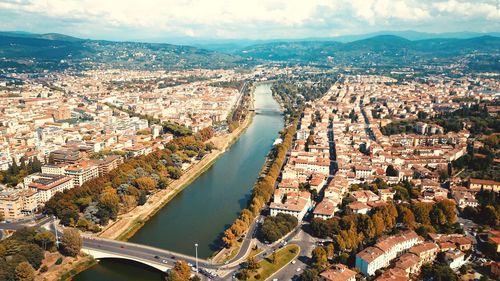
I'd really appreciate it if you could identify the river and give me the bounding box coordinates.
[74,83,283,281]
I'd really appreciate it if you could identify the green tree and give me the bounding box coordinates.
[421,264,458,281]
[167,166,182,179]
[480,205,499,226]
[311,246,328,267]
[236,269,250,280]
[298,268,320,281]
[61,228,82,257]
[9,159,20,175]
[19,244,44,269]
[246,256,260,271]
[270,251,277,264]
[258,214,298,243]
[31,157,42,173]
[34,231,56,251]
[386,165,398,177]
[98,190,120,220]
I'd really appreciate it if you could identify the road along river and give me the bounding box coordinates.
[74,83,284,281]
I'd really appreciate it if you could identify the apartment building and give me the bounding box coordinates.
[468,178,500,192]
[90,155,123,176]
[269,190,312,221]
[64,161,99,187]
[50,149,82,164]
[41,163,69,175]
[356,231,422,275]
[313,199,338,219]
[0,189,38,220]
[409,242,439,264]
[28,173,74,203]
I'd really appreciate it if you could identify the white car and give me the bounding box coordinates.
[162,260,168,264]
[291,260,296,264]
[296,268,301,272]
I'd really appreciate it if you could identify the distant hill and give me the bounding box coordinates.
[0,32,251,72]
[238,35,500,70]
[162,30,500,51]
[0,31,498,72]
[321,30,500,43]
[0,31,84,42]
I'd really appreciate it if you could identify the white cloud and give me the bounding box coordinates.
[433,0,500,20]
[0,0,497,39]
[350,0,430,25]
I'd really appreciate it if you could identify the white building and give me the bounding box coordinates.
[445,250,465,270]
[269,190,312,221]
[41,163,68,175]
[356,231,422,275]
[28,174,74,204]
[64,161,99,187]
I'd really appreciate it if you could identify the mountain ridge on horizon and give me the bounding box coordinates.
[1,30,499,50]
[0,30,498,72]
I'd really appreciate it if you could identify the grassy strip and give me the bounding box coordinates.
[56,256,97,281]
[213,240,243,264]
[248,245,263,259]
[247,244,300,281]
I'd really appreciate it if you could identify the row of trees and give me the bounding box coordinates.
[44,134,214,230]
[310,200,458,256]
[226,82,251,133]
[221,120,298,248]
[0,227,82,281]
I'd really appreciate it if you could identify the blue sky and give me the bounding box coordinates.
[0,0,498,41]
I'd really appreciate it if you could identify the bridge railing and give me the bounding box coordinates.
[83,246,171,270]
[83,236,212,265]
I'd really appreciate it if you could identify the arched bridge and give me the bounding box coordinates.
[82,236,224,272]
[1,215,260,278]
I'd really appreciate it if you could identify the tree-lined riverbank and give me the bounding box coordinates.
[75,83,284,281]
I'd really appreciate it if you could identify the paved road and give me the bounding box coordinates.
[222,223,319,280]
[0,215,51,231]
[268,224,319,281]
[227,216,261,266]
[0,215,260,280]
